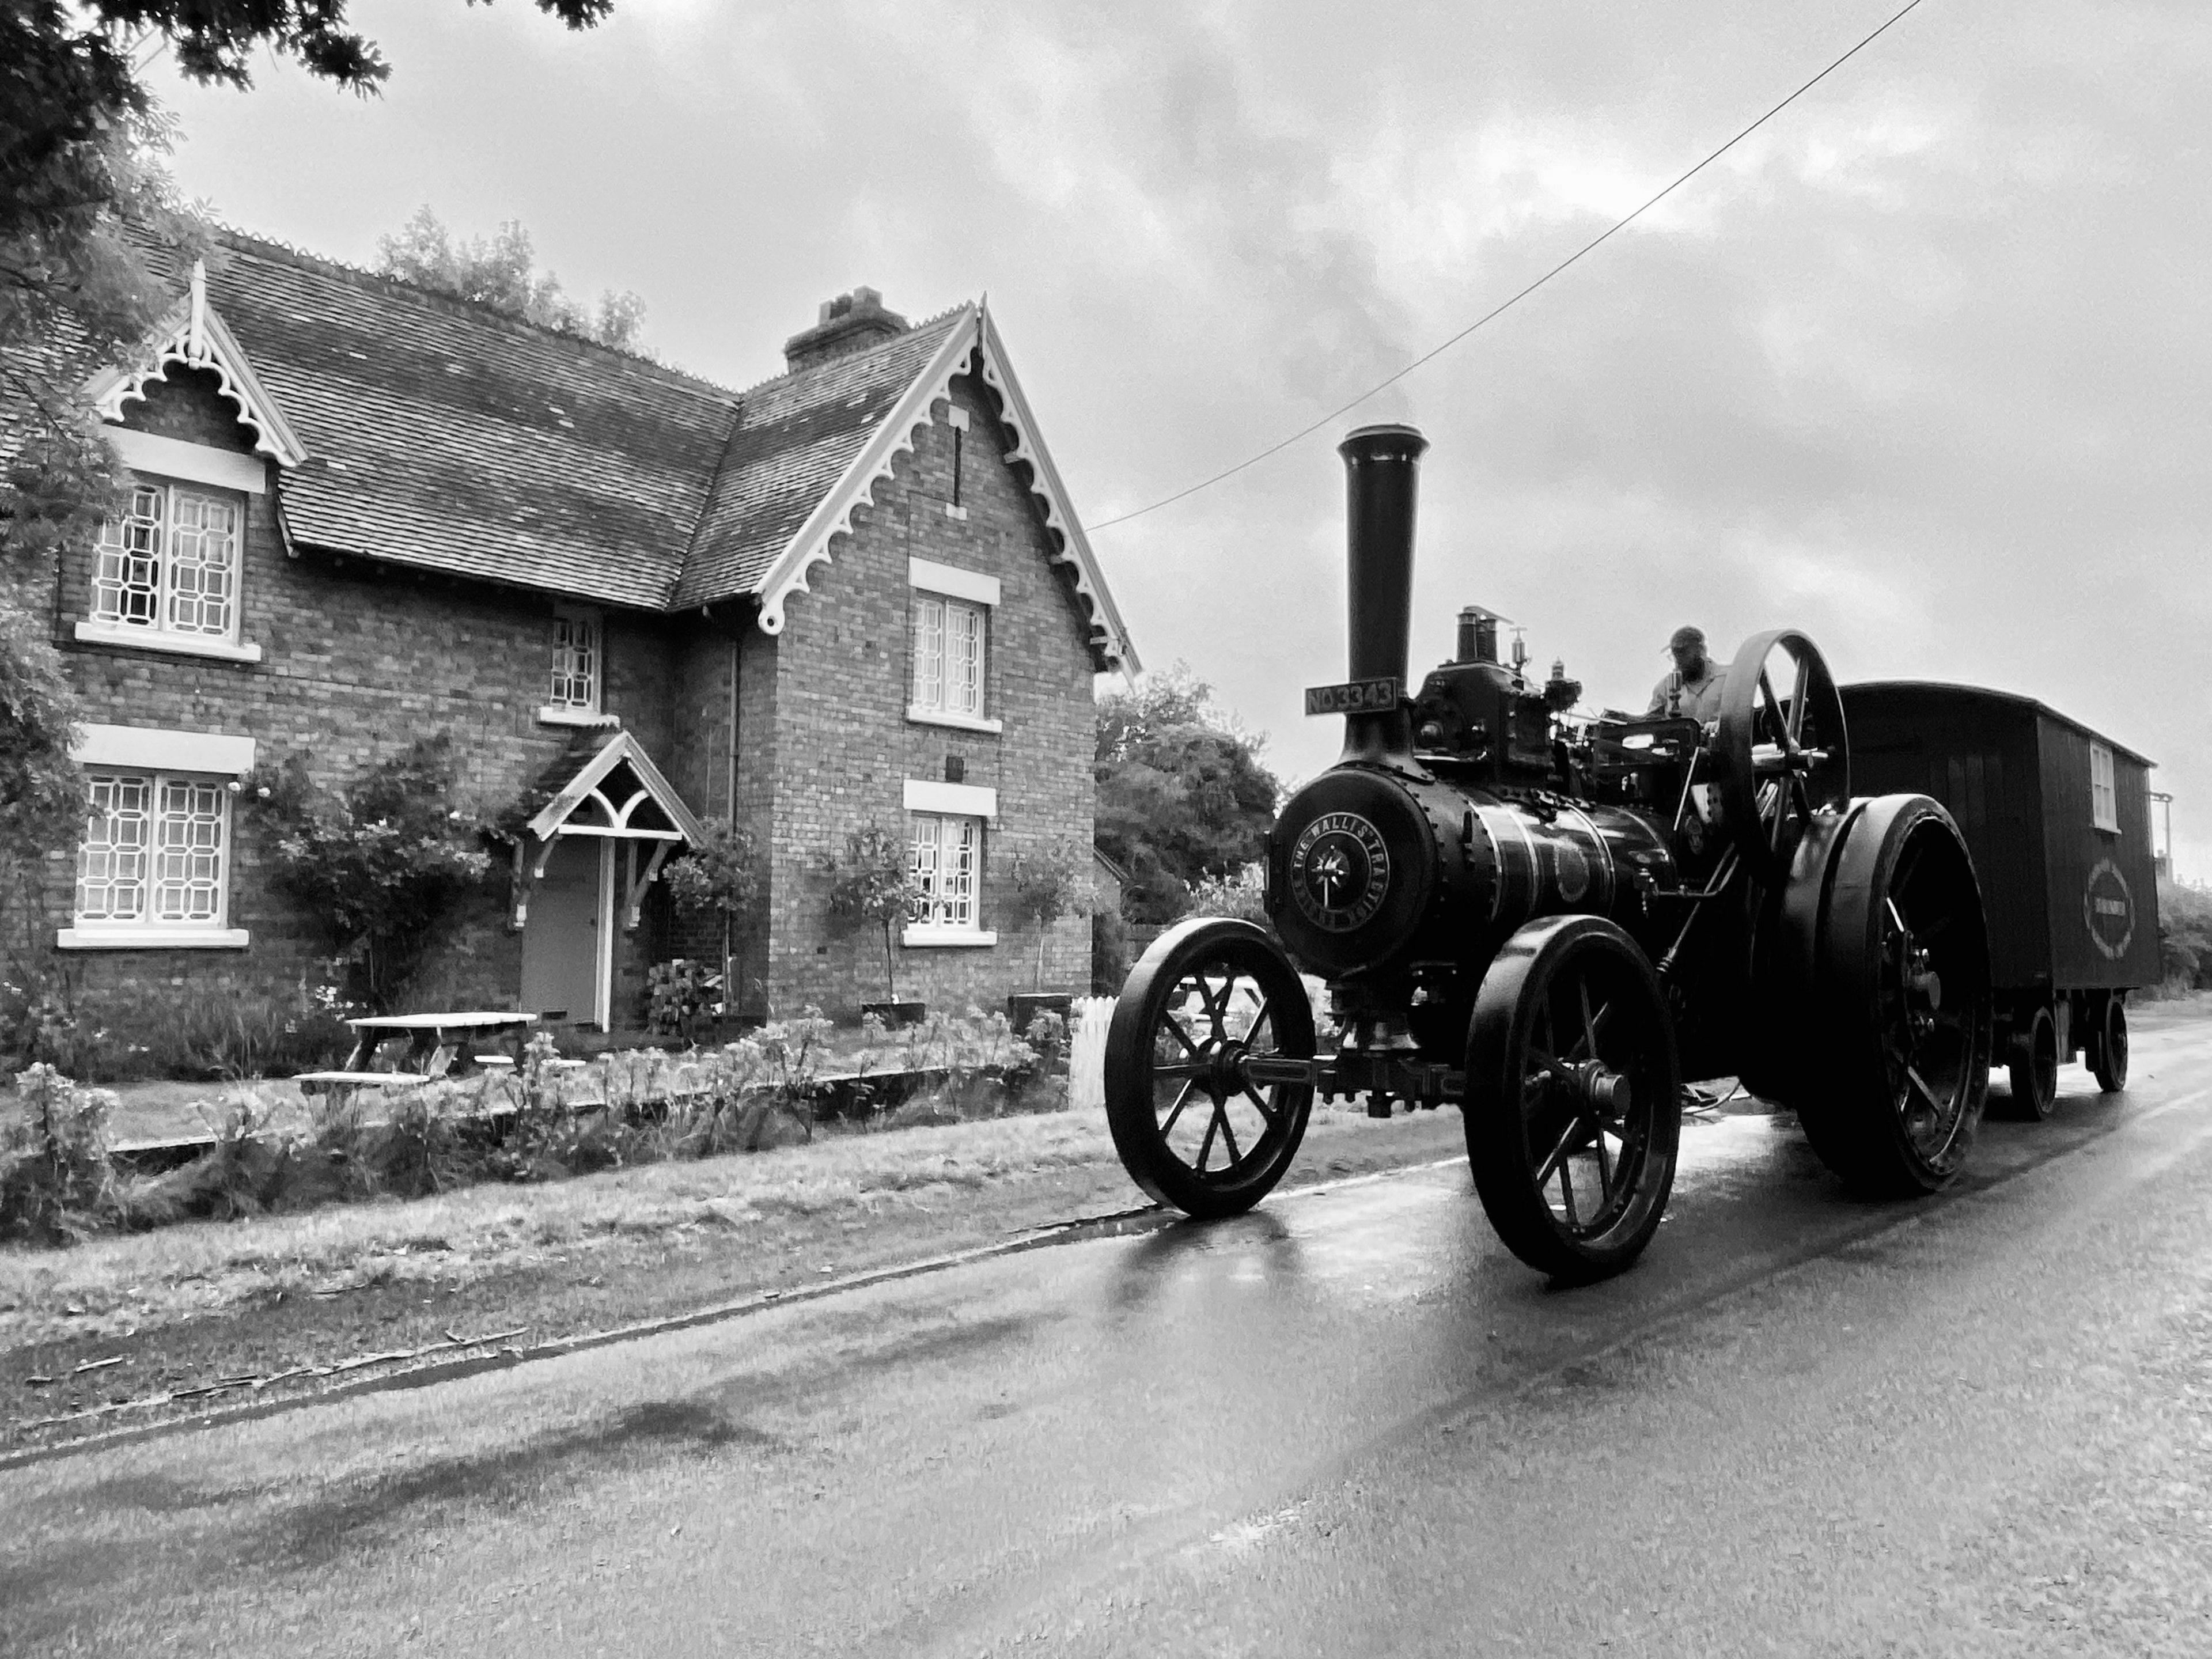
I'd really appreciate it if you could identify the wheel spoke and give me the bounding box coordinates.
[1556,1156,1578,1228]
[1575,978,1599,1064]
[1158,1078,1199,1138]
[1197,974,1237,1033]
[1904,1064,1946,1114]
[1241,1082,1282,1126]
[1194,1099,1222,1171]
[1162,1012,1209,1066]
[1151,1060,1208,1079]
[1215,1101,1243,1166]
[1756,668,1785,747]
[1246,994,1275,1051]
[1535,1115,1584,1185]
[1786,652,1811,743]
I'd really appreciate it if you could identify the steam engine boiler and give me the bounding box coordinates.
[1104,425,1995,1279]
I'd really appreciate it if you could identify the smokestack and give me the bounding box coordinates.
[1337,423,1429,766]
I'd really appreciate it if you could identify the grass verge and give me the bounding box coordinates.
[0,1100,1471,1450]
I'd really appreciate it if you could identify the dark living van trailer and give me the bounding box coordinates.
[1838,681,2160,1118]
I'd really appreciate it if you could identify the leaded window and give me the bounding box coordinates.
[911,594,984,718]
[74,772,230,929]
[908,813,981,930]
[551,610,600,710]
[92,480,240,640]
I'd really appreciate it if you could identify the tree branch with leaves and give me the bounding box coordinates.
[825,825,921,1007]
[1005,840,1094,991]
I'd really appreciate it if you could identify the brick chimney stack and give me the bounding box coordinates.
[782,287,910,373]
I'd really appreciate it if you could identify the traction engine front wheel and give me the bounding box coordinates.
[1104,919,1318,1219]
[1463,915,1681,1282]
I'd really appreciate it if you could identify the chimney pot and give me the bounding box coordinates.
[785,287,911,373]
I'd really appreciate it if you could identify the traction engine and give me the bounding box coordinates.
[1104,425,1995,1279]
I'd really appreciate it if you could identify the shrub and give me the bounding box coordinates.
[247,734,497,1010]
[1187,862,1270,927]
[662,820,762,1016]
[646,958,719,1042]
[1092,907,1133,995]
[1,1065,118,1244]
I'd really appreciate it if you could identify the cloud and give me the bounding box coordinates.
[156,0,2212,874]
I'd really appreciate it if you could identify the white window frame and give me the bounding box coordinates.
[59,768,248,949]
[904,811,995,946]
[75,452,262,663]
[907,558,1002,733]
[539,605,616,728]
[2089,742,2119,834]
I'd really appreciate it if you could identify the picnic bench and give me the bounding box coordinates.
[294,1011,537,1094]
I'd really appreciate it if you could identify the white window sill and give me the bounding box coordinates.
[73,622,263,664]
[57,927,251,950]
[906,706,1002,734]
[538,706,620,729]
[901,926,998,949]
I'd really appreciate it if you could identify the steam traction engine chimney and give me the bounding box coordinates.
[1337,422,1430,767]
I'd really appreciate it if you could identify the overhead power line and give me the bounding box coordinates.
[1084,0,1930,534]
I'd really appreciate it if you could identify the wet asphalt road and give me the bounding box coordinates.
[7,1018,2212,1658]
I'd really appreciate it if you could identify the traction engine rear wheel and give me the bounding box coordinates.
[1797,796,1993,1195]
[2089,997,2130,1093]
[1998,1006,2059,1121]
[1464,915,1681,1282]
[1104,919,1317,1219]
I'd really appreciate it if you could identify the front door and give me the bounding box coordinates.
[521,836,608,1027]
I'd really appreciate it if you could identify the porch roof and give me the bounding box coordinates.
[525,730,707,846]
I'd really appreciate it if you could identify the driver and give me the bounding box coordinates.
[1649,626,1728,722]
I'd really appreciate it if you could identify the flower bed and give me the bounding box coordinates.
[1,1008,1067,1248]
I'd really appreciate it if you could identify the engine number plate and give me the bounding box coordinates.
[1304,676,1402,716]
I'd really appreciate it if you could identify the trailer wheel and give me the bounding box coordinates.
[1104,918,1317,1219]
[1796,796,1993,1195]
[1464,915,1680,1282]
[2089,997,2130,1092]
[1998,1006,2059,1120]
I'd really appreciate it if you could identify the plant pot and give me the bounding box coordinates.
[862,999,927,1028]
[1006,993,1074,1035]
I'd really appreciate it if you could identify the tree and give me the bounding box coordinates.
[825,825,921,1006]
[247,735,498,1010]
[1005,840,1094,991]
[1,0,618,696]
[662,820,762,1018]
[0,430,118,961]
[376,207,649,353]
[1095,664,1281,925]
[2158,872,2212,992]
[2,1,617,959]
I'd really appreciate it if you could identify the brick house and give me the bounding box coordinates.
[5,232,1137,1029]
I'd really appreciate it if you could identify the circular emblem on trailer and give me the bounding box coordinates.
[1290,811,1392,933]
[2084,858,2134,961]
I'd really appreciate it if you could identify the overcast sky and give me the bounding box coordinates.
[156,0,2209,877]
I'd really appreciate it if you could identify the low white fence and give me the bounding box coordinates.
[1069,995,1114,1112]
